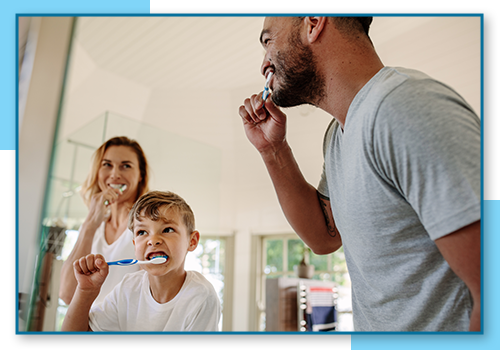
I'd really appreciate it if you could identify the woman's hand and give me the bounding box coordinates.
[85,187,123,227]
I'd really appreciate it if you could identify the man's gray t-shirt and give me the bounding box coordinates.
[318,67,480,331]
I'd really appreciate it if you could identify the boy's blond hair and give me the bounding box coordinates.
[128,191,196,234]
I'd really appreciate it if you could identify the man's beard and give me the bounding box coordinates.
[271,29,326,108]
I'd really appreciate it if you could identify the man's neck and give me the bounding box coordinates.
[314,33,384,128]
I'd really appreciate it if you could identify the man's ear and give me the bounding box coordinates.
[188,230,200,252]
[304,17,328,44]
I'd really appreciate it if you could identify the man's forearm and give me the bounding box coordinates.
[469,300,481,331]
[260,141,342,254]
[435,220,481,332]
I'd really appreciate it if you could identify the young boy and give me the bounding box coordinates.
[61,190,221,332]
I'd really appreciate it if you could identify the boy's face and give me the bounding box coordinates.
[132,206,199,277]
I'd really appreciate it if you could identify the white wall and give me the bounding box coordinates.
[372,16,481,115]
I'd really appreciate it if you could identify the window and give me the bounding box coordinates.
[257,234,353,331]
[185,237,232,331]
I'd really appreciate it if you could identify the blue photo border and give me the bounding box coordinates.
[6,2,498,350]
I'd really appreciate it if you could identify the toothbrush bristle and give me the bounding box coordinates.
[150,256,167,264]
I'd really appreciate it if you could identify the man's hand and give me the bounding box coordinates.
[238,91,342,255]
[239,92,288,155]
[73,253,109,294]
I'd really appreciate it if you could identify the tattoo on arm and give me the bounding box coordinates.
[317,191,338,238]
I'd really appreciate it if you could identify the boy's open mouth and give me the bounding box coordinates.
[146,251,169,261]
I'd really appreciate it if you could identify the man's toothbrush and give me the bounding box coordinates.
[107,256,167,266]
[262,71,274,102]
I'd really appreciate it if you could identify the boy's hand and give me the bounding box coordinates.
[73,254,109,294]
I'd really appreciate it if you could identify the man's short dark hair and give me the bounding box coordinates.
[332,16,373,37]
[293,16,373,38]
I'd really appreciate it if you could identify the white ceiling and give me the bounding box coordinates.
[75,16,266,90]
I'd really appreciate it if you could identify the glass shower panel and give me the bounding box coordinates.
[103,111,223,232]
[44,110,222,233]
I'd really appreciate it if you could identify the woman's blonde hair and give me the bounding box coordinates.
[80,136,150,206]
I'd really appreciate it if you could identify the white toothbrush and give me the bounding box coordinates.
[110,184,127,193]
[107,256,167,266]
[104,184,127,206]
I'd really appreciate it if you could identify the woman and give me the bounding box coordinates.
[59,136,150,305]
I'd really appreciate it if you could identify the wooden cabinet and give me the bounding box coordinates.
[265,277,338,332]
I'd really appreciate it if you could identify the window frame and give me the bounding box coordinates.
[254,233,351,332]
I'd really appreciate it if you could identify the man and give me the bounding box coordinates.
[238,17,480,331]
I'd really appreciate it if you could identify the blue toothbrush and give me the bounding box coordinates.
[107,256,167,266]
[262,71,274,102]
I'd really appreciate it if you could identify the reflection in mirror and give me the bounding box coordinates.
[31,111,223,331]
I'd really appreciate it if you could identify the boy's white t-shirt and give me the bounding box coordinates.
[89,270,221,332]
